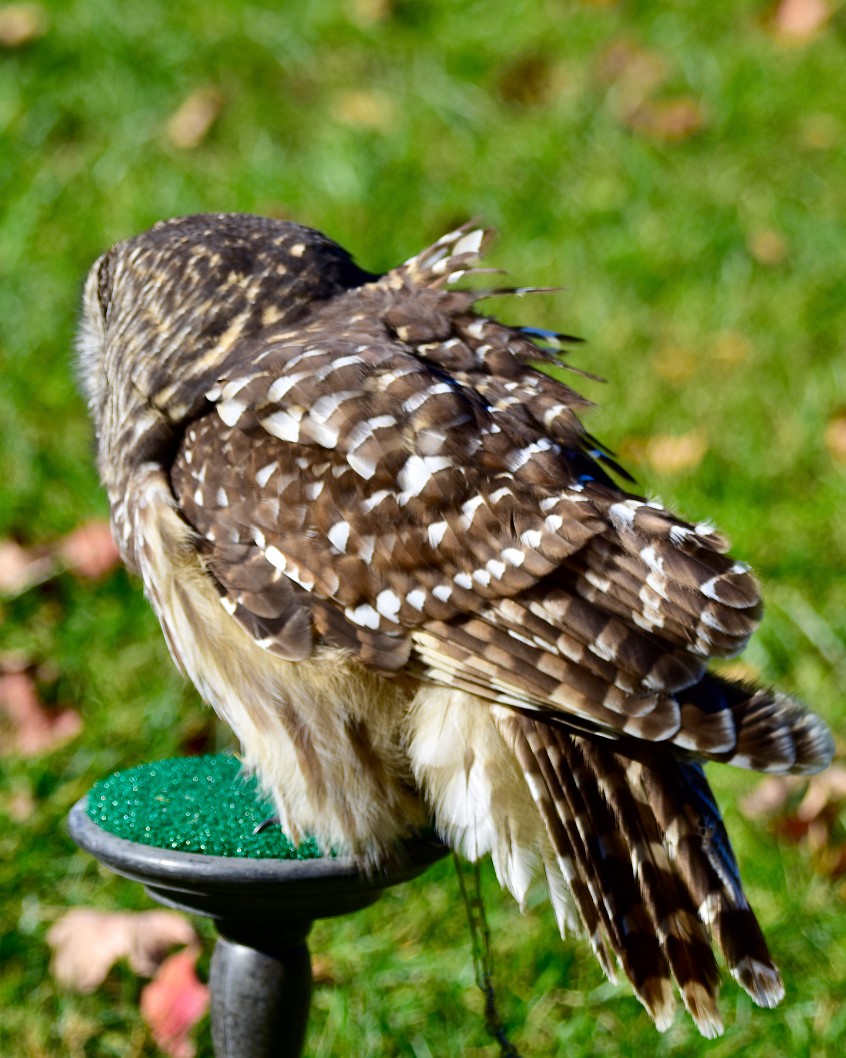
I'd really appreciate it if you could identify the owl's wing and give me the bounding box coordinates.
[169,231,829,777]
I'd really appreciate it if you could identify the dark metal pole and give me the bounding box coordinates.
[210,922,313,1058]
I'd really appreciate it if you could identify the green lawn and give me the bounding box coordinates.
[1,1,844,1055]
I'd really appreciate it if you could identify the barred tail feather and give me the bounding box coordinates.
[643,759,785,1008]
[491,709,793,1037]
[494,708,680,1031]
[681,675,834,774]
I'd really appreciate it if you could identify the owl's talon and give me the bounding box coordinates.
[252,814,280,836]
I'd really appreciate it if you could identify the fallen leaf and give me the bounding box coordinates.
[48,909,198,993]
[0,650,29,672]
[740,764,846,885]
[0,522,120,598]
[333,89,395,130]
[596,39,705,142]
[0,670,82,756]
[166,87,223,149]
[713,331,752,367]
[825,410,846,464]
[50,910,140,994]
[644,431,708,474]
[140,945,209,1058]
[624,97,706,142]
[772,0,832,41]
[795,765,846,823]
[57,1010,99,1053]
[0,539,54,597]
[0,3,48,47]
[311,953,338,985]
[799,113,841,150]
[497,52,561,108]
[748,228,789,266]
[595,39,667,101]
[652,344,698,384]
[127,912,199,977]
[4,787,36,821]
[739,775,800,820]
[58,521,120,580]
[349,0,393,23]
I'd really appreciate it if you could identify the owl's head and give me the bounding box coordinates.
[77,212,374,469]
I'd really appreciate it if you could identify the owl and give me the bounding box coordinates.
[77,213,832,1037]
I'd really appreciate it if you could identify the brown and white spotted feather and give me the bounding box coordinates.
[78,212,833,1037]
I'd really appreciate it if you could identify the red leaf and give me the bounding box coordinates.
[141,946,209,1058]
[0,670,81,756]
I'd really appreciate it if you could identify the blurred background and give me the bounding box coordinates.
[1,1,844,1055]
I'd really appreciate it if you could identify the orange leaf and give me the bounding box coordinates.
[140,946,209,1058]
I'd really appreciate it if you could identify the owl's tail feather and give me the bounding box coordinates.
[494,708,783,1037]
[677,673,835,775]
[642,757,785,1008]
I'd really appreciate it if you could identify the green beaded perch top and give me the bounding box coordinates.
[86,754,325,860]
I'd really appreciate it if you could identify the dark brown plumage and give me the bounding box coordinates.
[78,213,833,1037]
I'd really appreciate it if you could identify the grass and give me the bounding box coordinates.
[1,0,845,1054]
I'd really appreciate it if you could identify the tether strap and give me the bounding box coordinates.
[453,854,522,1058]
